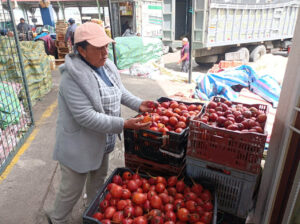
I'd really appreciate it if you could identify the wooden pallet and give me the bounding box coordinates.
[55,59,65,66]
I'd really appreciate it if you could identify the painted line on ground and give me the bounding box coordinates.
[0,100,58,183]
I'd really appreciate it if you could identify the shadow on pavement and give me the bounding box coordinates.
[165,60,212,74]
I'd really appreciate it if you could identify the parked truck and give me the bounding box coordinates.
[162,0,300,64]
[111,0,163,38]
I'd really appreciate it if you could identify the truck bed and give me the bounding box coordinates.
[163,0,300,50]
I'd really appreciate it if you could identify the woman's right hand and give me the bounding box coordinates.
[124,117,151,130]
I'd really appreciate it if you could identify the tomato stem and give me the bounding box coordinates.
[190,177,196,185]
[146,172,156,179]
[176,166,185,178]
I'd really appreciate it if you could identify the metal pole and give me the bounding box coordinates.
[188,0,193,84]
[96,0,101,20]
[78,6,83,24]
[7,0,34,124]
[107,0,117,65]
[102,6,106,25]
[57,1,65,21]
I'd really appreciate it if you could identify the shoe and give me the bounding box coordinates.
[45,213,53,224]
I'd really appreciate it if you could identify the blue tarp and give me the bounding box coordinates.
[195,65,281,107]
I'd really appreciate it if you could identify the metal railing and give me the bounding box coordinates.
[0,0,34,175]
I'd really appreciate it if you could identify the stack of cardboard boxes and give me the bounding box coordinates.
[55,20,70,65]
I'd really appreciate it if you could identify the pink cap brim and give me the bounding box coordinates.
[86,35,116,47]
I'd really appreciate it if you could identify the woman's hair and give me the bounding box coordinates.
[74,40,89,54]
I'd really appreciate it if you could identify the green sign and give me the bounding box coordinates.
[148,5,162,10]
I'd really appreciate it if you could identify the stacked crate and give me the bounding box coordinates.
[55,20,70,61]
[186,97,267,218]
[124,97,203,176]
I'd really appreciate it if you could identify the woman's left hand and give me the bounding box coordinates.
[139,100,158,113]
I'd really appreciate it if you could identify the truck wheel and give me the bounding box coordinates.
[250,45,266,62]
[195,55,218,65]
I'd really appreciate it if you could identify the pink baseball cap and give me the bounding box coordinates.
[74,22,115,47]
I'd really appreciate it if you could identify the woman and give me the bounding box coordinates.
[34,28,57,57]
[47,22,155,224]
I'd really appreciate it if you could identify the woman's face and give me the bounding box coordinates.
[78,43,108,67]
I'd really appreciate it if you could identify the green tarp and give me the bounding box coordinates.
[0,37,52,106]
[109,36,163,70]
[0,82,21,129]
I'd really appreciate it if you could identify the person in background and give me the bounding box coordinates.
[177,37,190,73]
[34,28,57,57]
[34,28,48,40]
[17,18,32,41]
[17,18,30,33]
[65,18,77,47]
[0,29,13,37]
[122,26,135,37]
[0,28,7,36]
[46,22,156,224]
[121,20,130,35]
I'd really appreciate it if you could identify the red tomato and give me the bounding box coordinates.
[104,206,116,219]
[161,102,170,109]
[170,102,179,109]
[110,185,123,198]
[188,104,197,111]
[173,108,181,114]
[177,208,189,222]
[166,110,174,117]
[133,216,147,224]
[112,211,124,223]
[179,116,187,123]
[132,192,147,205]
[150,195,162,209]
[117,200,128,211]
[175,127,183,133]
[156,183,166,193]
[92,212,103,221]
[161,116,169,125]
[176,121,186,129]
[122,172,132,180]
[169,116,178,126]
[150,126,159,132]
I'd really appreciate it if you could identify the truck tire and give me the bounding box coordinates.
[195,55,218,65]
[250,45,266,62]
[283,40,292,49]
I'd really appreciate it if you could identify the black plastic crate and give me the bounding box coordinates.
[83,167,218,224]
[124,128,186,166]
[124,97,204,164]
[125,152,185,176]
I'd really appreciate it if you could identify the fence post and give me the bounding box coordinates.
[7,0,34,124]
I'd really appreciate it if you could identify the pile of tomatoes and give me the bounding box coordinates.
[197,100,267,133]
[138,100,203,134]
[91,171,214,224]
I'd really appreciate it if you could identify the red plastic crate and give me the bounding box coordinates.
[187,97,268,174]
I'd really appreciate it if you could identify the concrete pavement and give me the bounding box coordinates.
[0,69,170,224]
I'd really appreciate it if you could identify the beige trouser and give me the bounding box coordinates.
[48,154,109,224]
